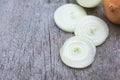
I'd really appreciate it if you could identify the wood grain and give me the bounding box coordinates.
[0,0,120,80]
[49,0,76,3]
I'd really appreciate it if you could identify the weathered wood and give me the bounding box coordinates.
[49,0,76,3]
[0,0,120,80]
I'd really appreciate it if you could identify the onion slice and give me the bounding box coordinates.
[74,16,109,46]
[60,36,96,68]
[76,0,102,8]
[54,4,87,32]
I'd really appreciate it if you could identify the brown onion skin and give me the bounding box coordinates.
[103,0,120,24]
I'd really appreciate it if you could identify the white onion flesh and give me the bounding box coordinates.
[76,0,102,8]
[60,36,96,68]
[74,16,109,46]
[54,4,87,32]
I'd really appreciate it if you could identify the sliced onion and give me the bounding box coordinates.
[54,4,87,32]
[60,36,96,68]
[76,0,101,8]
[74,16,109,46]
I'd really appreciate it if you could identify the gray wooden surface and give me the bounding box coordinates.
[0,0,120,80]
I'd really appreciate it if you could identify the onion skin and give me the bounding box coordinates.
[103,0,120,24]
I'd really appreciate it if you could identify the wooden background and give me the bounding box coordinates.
[0,0,120,80]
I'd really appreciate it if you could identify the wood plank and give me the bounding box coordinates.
[49,0,76,3]
[0,0,120,80]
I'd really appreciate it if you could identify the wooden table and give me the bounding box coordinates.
[0,0,120,80]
